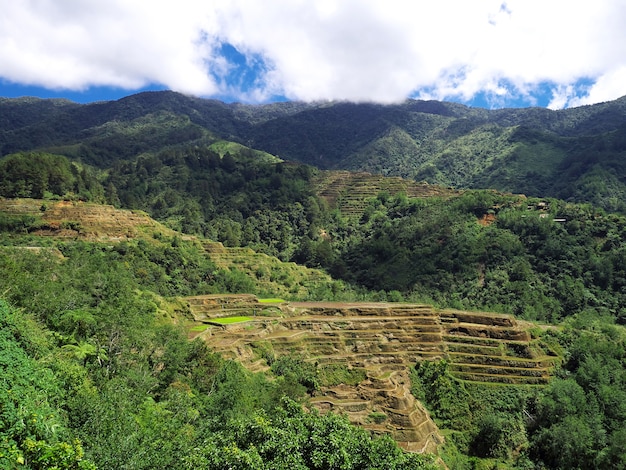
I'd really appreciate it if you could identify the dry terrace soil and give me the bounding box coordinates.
[186,296,560,454]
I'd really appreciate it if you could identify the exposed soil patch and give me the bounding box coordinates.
[0,197,173,240]
[478,213,496,226]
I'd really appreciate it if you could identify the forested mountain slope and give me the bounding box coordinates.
[0,202,442,469]
[3,92,626,468]
[4,147,626,326]
[2,92,626,211]
[2,192,625,469]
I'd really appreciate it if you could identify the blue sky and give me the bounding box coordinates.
[1,1,625,109]
[0,74,582,109]
[0,77,566,109]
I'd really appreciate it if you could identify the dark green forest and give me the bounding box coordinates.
[5,148,626,324]
[2,93,626,468]
[411,319,626,469]
[3,92,626,212]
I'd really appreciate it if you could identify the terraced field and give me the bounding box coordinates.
[186,296,561,453]
[0,198,174,240]
[202,241,337,299]
[1,198,560,455]
[0,198,340,300]
[312,170,459,217]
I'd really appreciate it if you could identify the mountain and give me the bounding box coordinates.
[0,92,316,163]
[3,92,626,468]
[3,92,626,211]
[245,97,626,211]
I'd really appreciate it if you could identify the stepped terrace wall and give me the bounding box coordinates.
[0,198,172,240]
[187,298,560,454]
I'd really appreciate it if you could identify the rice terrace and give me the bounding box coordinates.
[186,294,561,453]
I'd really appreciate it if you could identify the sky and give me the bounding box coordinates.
[1,1,625,109]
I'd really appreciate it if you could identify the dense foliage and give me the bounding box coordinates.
[412,316,626,469]
[0,153,103,201]
[3,92,626,468]
[0,244,439,469]
[3,92,626,212]
[2,224,624,468]
[0,301,95,469]
[316,191,626,323]
[24,143,611,325]
[6,147,626,325]
[104,145,320,262]
[44,142,623,324]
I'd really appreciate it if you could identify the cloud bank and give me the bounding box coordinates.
[1,0,625,108]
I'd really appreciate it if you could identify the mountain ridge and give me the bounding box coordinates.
[3,91,626,211]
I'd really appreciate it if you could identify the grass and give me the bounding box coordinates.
[189,324,211,332]
[367,412,388,424]
[319,364,367,387]
[209,140,280,163]
[259,298,286,303]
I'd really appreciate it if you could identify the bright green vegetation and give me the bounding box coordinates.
[0,244,439,469]
[258,298,286,303]
[2,91,626,468]
[270,355,321,395]
[188,324,210,332]
[1,198,625,467]
[412,315,626,469]
[0,301,96,469]
[318,364,367,387]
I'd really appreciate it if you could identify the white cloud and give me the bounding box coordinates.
[0,0,220,94]
[0,0,625,107]
[567,66,626,107]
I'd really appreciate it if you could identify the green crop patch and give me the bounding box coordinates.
[189,324,211,332]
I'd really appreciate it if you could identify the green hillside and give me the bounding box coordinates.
[1,194,625,469]
[0,208,440,469]
[2,92,626,468]
[4,147,626,325]
[3,92,626,211]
